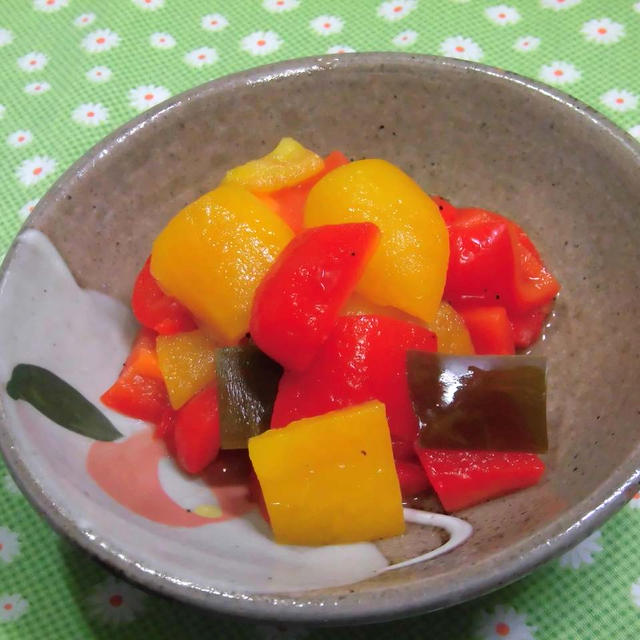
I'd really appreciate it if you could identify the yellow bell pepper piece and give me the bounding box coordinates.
[248,401,405,546]
[429,302,475,356]
[304,159,449,324]
[150,185,294,343]
[156,330,217,409]
[222,137,324,193]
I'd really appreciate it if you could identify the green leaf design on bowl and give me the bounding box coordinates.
[6,364,122,442]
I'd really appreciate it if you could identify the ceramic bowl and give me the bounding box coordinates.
[1,54,640,625]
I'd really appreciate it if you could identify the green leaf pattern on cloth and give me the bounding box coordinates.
[1,0,640,637]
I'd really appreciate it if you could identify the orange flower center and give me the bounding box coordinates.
[29,59,36,65]
[96,37,105,44]
[499,13,506,18]
[554,69,564,76]
[144,93,154,100]
[394,5,403,12]
[33,167,42,175]
[496,622,510,636]
[4,603,12,611]
[18,136,25,142]
[257,39,266,46]
[616,97,624,104]
[455,45,464,52]
[109,594,123,607]
[198,54,205,59]
[87,111,95,117]
[598,27,607,34]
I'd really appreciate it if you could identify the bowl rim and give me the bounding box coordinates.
[1,52,640,626]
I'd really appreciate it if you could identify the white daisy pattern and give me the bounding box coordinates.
[149,33,176,49]
[73,13,96,28]
[376,0,417,22]
[514,36,540,52]
[0,105,5,119]
[0,28,14,47]
[86,576,146,625]
[86,66,112,83]
[201,14,229,32]
[184,47,218,68]
[263,0,300,13]
[81,29,120,54]
[581,18,625,45]
[7,130,33,148]
[128,85,171,111]
[17,52,48,73]
[440,36,483,62]
[393,30,418,47]
[558,530,603,569]
[600,88,639,112]
[310,16,344,36]
[0,594,28,622]
[540,0,581,10]
[24,81,50,95]
[539,61,581,85]
[33,0,69,12]
[241,31,283,56]
[132,0,165,10]
[628,126,640,142]
[485,5,521,26]
[476,605,537,640]
[15,156,57,187]
[327,44,356,53]
[72,103,109,126]
[0,527,20,564]
[18,199,39,222]
[632,579,640,608]
[635,2,640,14]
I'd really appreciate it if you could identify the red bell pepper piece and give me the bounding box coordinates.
[268,151,350,232]
[510,303,552,349]
[154,407,178,457]
[414,445,545,512]
[444,208,559,316]
[444,209,515,310]
[460,306,515,355]
[250,222,380,371]
[174,386,220,474]
[392,439,418,461]
[101,329,170,423]
[271,315,437,443]
[431,195,458,226]
[131,257,197,335]
[395,460,430,498]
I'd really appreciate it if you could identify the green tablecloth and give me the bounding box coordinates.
[1,1,639,638]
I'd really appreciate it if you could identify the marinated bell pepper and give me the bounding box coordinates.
[304,159,449,324]
[271,315,437,443]
[249,400,405,545]
[100,329,169,423]
[216,344,283,449]
[407,351,548,453]
[131,258,197,335]
[150,184,294,343]
[414,445,545,512]
[250,222,380,371]
[222,137,324,194]
[156,329,217,409]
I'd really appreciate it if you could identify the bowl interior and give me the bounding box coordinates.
[1,54,640,624]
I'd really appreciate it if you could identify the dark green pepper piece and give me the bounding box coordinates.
[216,344,283,449]
[6,364,122,441]
[408,351,547,453]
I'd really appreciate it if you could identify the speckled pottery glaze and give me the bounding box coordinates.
[1,54,640,625]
